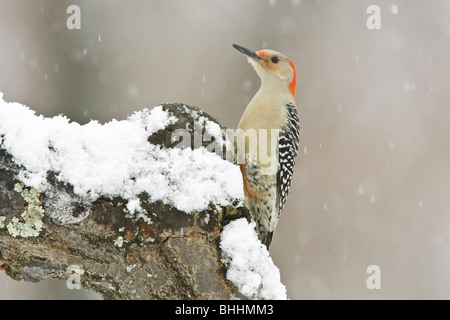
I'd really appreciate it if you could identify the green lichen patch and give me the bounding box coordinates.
[114,236,124,248]
[136,210,153,225]
[0,216,5,229]
[14,183,23,193]
[6,183,44,238]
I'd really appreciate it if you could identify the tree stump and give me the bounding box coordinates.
[0,103,251,299]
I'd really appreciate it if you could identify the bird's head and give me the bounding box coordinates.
[233,43,297,98]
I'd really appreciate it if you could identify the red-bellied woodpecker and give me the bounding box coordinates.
[233,44,300,249]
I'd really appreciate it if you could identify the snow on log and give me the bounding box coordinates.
[0,92,286,300]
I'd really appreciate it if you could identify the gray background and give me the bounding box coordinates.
[1,0,450,299]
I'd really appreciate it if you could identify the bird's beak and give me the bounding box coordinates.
[233,44,262,61]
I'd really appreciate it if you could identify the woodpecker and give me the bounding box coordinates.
[233,44,300,249]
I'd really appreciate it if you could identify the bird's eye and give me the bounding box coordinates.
[271,56,280,64]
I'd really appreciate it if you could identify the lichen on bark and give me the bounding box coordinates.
[0,103,250,299]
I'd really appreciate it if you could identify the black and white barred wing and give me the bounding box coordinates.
[277,103,300,215]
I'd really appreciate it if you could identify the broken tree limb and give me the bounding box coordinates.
[0,103,250,300]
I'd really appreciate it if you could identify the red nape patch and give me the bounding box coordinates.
[288,59,297,98]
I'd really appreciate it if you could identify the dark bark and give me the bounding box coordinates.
[0,103,249,299]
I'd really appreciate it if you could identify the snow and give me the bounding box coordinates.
[0,93,285,299]
[126,198,142,214]
[0,92,243,216]
[358,185,364,195]
[178,104,234,156]
[127,84,139,99]
[220,218,287,300]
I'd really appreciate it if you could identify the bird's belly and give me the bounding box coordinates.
[240,155,279,233]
